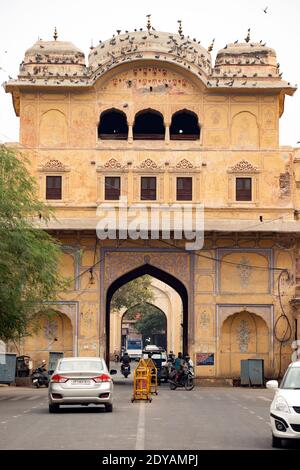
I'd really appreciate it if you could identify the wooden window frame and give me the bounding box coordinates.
[140,176,157,201]
[46,175,62,200]
[176,176,193,201]
[235,177,252,202]
[104,176,121,200]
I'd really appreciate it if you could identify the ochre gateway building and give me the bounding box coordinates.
[4,24,300,379]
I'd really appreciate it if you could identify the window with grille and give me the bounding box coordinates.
[105,176,121,200]
[236,177,252,201]
[176,177,193,200]
[46,175,62,200]
[141,177,156,200]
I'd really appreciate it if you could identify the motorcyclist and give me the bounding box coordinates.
[167,351,175,364]
[120,351,131,374]
[184,354,194,370]
[174,352,185,383]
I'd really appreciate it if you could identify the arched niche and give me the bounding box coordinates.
[39,109,68,147]
[231,111,259,149]
[219,310,270,377]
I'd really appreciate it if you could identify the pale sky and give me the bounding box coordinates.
[0,0,299,146]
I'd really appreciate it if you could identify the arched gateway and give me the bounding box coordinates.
[101,248,192,365]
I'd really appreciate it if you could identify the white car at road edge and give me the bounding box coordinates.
[266,360,300,448]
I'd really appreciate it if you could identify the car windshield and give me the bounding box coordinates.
[280,367,300,389]
[142,352,167,360]
[58,360,104,372]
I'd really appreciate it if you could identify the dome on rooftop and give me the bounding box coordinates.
[19,39,86,78]
[88,30,212,79]
[24,40,85,61]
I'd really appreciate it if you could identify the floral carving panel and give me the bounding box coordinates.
[104,251,190,289]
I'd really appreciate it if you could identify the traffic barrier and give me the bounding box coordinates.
[132,360,151,402]
[143,358,158,395]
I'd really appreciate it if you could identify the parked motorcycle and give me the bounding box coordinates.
[31,362,49,388]
[168,365,194,391]
[121,363,131,378]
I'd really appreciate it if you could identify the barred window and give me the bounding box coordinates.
[176,177,192,201]
[236,177,252,201]
[46,176,62,200]
[141,177,156,200]
[105,176,121,200]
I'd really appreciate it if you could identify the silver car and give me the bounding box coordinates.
[48,357,117,413]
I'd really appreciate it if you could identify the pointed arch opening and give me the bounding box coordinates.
[106,264,188,364]
[170,109,200,140]
[121,302,168,351]
[98,108,128,140]
[133,109,165,140]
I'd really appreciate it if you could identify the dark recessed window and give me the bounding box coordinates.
[236,177,252,201]
[177,177,193,201]
[133,110,165,140]
[46,175,62,200]
[141,177,156,200]
[170,110,200,140]
[105,176,121,200]
[98,109,128,140]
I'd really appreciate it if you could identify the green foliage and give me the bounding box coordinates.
[110,275,154,312]
[126,303,166,338]
[0,145,66,342]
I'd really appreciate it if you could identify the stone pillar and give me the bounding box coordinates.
[128,124,133,143]
[165,123,170,144]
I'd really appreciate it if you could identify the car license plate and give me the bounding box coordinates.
[71,379,91,385]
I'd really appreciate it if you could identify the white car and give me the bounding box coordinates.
[266,361,300,447]
[48,357,117,413]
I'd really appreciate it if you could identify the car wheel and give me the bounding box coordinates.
[49,403,60,413]
[105,403,113,412]
[272,435,282,448]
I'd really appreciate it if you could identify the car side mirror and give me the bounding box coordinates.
[110,369,117,375]
[266,380,279,390]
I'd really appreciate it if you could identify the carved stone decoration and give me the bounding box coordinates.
[279,172,291,198]
[104,158,122,169]
[236,319,250,352]
[140,158,158,169]
[176,158,193,169]
[237,256,252,288]
[104,251,189,289]
[199,310,210,330]
[44,318,58,341]
[42,159,65,170]
[228,159,259,173]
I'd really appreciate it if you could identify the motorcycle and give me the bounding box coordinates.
[31,364,49,388]
[121,363,131,378]
[168,365,195,391]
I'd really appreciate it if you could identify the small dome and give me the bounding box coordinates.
[214,42,278,78]
[18,40,86,80]
[24,40,85,63]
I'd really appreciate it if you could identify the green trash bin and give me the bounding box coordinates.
[241,359,264,386]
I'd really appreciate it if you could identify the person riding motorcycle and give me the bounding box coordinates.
[120,351,131,374]
[184,354,194,371]
[174,352,185,383]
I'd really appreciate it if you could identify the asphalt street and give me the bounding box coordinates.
[0,374,299,450]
